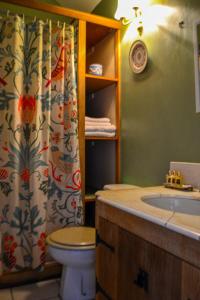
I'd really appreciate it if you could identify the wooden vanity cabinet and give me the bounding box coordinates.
[96,222,181,300]
[182,262,200,300]
[95,202,200,300]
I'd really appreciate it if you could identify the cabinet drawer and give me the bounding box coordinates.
[97,217,118,249]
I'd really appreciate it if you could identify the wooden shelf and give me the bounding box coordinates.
[85,136,119,141]
[86,23,114,50]
[86,73,118,92]
[85,194,96,203]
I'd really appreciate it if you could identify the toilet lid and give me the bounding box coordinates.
[48,227,95,248]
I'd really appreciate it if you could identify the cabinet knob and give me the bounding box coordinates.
[134,268,149,293]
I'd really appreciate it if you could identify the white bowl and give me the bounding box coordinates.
[89,64,103,76]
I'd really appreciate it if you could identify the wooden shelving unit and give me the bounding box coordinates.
[82,20,121,208]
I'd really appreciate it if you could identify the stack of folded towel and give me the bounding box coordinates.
[85,116,116,137]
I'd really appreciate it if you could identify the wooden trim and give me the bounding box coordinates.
[85,73,118,81]
[85,136,119,141]
[78,20,86,217]
[115,29,121,183]
[0,262,61,288]
[1,0,121,29]
[85,74,118,92]
[86,78,118,93]
[85,194,96,203]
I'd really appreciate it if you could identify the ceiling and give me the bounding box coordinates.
[56,0,102,12]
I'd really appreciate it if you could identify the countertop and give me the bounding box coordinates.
[96,186,200,240]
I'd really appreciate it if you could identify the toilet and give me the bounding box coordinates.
[46,226,96,300]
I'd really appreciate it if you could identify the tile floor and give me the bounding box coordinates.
[0,278,61,300]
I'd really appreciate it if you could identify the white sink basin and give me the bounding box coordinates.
[141,195,200,215]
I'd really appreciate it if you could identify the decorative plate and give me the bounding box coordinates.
[129,40,148,74]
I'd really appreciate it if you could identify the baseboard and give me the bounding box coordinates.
[0,261,62,289]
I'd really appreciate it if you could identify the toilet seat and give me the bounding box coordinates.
[47,226,96,250]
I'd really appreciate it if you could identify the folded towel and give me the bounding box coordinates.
[85,125,116,132]
[85,116,110,123]
[86,129,116,133]
[85,131,116,137]
[85,121,112,127]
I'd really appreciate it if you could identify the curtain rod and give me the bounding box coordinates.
[0,0,121,29]
[0,8,73,26]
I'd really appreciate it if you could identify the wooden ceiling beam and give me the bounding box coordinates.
[1,0,121,29]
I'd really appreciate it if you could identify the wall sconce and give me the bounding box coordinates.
[115,0,144,35]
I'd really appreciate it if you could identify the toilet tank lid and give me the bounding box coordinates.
[103,184,141,190]
[47,226,95,247]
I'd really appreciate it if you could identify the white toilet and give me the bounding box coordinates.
[46,226,96,300]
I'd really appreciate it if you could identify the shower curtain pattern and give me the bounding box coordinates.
[0,15,83,274]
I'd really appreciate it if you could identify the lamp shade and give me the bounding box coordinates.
[114,0,135,21]
[115,0,150,21]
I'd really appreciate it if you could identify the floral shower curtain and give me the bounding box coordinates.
[0,15,83,274]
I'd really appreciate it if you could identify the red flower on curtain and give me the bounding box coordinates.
[71,110,77,118]
[4,235,17,253]
[37,232,47,265]
[3,235,17,270]
[0,169,8,180]
[51,132,61,144]
[0,77,7,86]
[20,169,30,182]
[45,46,66,87]
[43,168,49,178]
[37,232,46,252]
[71,199,77,209]
[18,95,37,124]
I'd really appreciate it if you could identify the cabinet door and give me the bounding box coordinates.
[96,217,118,300]
[118,228,182,300]
[118,228,148,300]
[182,262,200,300]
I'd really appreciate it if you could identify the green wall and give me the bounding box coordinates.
[94,0,200,186]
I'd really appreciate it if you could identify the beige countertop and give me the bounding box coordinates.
[96,186,200,240]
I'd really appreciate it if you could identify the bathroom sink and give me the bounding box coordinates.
[141,195,200,215]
